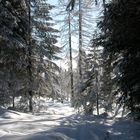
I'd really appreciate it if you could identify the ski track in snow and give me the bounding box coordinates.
[0,101,140,140]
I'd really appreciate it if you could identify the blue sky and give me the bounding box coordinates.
[48,0,58,5]
[47,0,101,46]
[47,0,101,69]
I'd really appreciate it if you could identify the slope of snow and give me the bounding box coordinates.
[0,101,140,140]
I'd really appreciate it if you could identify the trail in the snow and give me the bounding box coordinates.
[0,101,140,140]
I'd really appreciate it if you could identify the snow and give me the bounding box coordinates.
[0,101,140,140]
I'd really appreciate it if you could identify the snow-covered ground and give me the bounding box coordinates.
[0,101,140,140]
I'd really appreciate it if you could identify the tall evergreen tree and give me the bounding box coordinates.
[0,0,61,111]
[25,0,61,111]
[0,0,29,107]
[98,0,140,119]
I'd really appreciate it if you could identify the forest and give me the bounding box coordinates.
[0,0,140,140]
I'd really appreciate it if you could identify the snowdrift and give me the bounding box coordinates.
[0,106,33,119]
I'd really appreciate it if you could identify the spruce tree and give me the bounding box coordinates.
[0,0,28,107]
[98,0,140,119]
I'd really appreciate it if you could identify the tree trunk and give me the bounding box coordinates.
[78,0,82,81]
[96,73,99,115]
[29,91,33,112]
[27,0,33,112]
[68,11,74,104]
[93,41,100,115]
[12,95,15,109]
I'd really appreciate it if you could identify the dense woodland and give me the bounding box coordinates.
[0,0,140,120]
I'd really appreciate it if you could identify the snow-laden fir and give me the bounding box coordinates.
[0,100,140,140]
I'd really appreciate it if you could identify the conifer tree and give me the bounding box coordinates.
[98,0,140,119]
[0,0,28,107]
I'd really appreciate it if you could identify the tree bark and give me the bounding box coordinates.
[78,0,82,81]
[27,0,33,112]
[68,11,74,102]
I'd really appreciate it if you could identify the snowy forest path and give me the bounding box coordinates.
[0,101,140,140]
[0,101,102,140]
